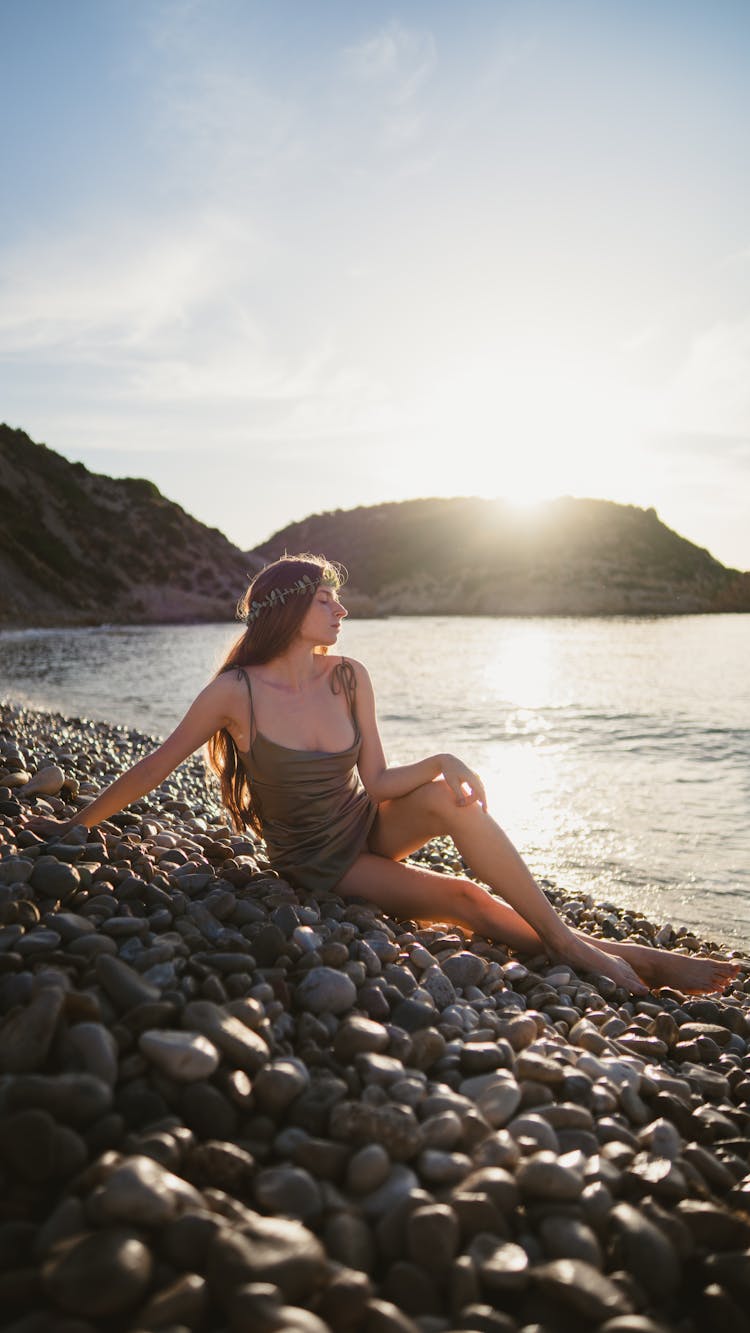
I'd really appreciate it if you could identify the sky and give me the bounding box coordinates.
[1,0,749,567]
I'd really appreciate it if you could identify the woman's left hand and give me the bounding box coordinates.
[440,754,487,811]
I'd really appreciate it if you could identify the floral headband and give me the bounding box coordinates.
[243,568,339,625]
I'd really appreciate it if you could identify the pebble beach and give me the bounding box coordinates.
[2,701,750,1333]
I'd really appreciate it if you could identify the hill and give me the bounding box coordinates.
[252,496,750,616]
[2,424,748,625]
[0,424,257,627]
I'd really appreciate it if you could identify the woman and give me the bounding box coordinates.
[27,553,737,996]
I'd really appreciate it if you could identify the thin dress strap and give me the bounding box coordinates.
[237,667,255,753]
[333,657,359,734]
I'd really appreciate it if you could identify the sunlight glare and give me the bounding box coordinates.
[406,342,643,509]
[481,622,557,709]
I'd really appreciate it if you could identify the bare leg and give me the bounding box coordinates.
[344,780,739,996]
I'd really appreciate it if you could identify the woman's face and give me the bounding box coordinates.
[298,582,347,647]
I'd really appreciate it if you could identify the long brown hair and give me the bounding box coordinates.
[206,553,344,832]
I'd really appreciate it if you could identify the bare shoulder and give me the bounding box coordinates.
[204,667,250,719]
[211,666,248,696]
[337,655,368,676]
[198,667,255,742]
[342,657,374,692]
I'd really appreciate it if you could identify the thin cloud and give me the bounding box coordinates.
[341,20,436,151]
[342,20,436,104]
[656,316,750,438]
[0,214,266,357]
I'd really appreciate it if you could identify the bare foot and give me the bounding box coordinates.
[624,947,741,996]
[558,936,650,996]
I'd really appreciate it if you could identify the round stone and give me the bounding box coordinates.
[43,1229,153,1316]
[406,1203,460,1273]
[329,1100,422,1161]
[253,1058,310,1114]
[532,1259,631,1321]
[507,1112,560,1153]
[468,1236,529,1291]
[460,1073,521,1129]
[460,1167,519,1212]
[296,967,357,1015]
[182,1000,270,1072]
[460,1042,507,1075]
[16,927,62,955]
[409,1027,446,1071]
[516,1152,584,1201]
[0,984,65,1072]
[420,1110,464,1151]
[347,1143,392,1195]
[21,765,65,796]
[139,1029,220,1081]
[441,952,487,989]
[333,1017,390,1061]
[392,996,440,1031]
[6,1071,112,1125]
[421,967,456,1009]
[66,1022,119,1085]
[515,1050,566,1085]
[538,1215,603,1268]
[502,1015,541,1050]
[96,954,161,1011]
[417,1149,472,1186]
[608,1202,680,1298]
[29,858,80,899]
[88,1154,204,1226]
[324,1212,376,1272]
[207,1212,328,1304]
[185,1140,256,1193]
[0,857,33,885]
[0,1109,58,1182]
[136,1272,208,1330]
[253,1165,323,1221]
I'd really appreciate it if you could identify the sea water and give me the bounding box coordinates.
[1,614,748,947]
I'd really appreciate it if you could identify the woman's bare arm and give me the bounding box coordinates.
[25,674,238,835]
[352,659,486,808]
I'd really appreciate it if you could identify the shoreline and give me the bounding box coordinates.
[1,699,750,1331]
[2,606,750,633]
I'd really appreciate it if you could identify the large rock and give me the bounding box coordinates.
[138,1029,221,1081]
[182,1000,270,1073]
[0,984,65,1072]
[21,764,65,797]
[29,857,80,899]
[296,967,357,1015]
[43,1228,154,1317]
[207,1212,328,1305]
[96,954,162,1010]
[88,1154,204,1226]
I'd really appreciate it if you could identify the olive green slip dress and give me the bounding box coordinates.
[236,659,378,892]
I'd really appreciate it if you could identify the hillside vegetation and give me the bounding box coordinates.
[253,496,750,616]
[0,424,255,626]
[1,424,747,626]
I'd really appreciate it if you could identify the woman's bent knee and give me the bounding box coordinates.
[422,777,487,830]
[420,777,457,818]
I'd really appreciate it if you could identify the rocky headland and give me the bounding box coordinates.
[0,425,259,628]
[253,497,750,618]
[1,701,750,1332]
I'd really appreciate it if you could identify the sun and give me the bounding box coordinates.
[412,345,645,509]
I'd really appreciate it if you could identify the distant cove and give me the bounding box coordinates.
[1,423,749,627]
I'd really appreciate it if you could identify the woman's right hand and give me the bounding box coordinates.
[440,754,488,811]
[23,814,83,841]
